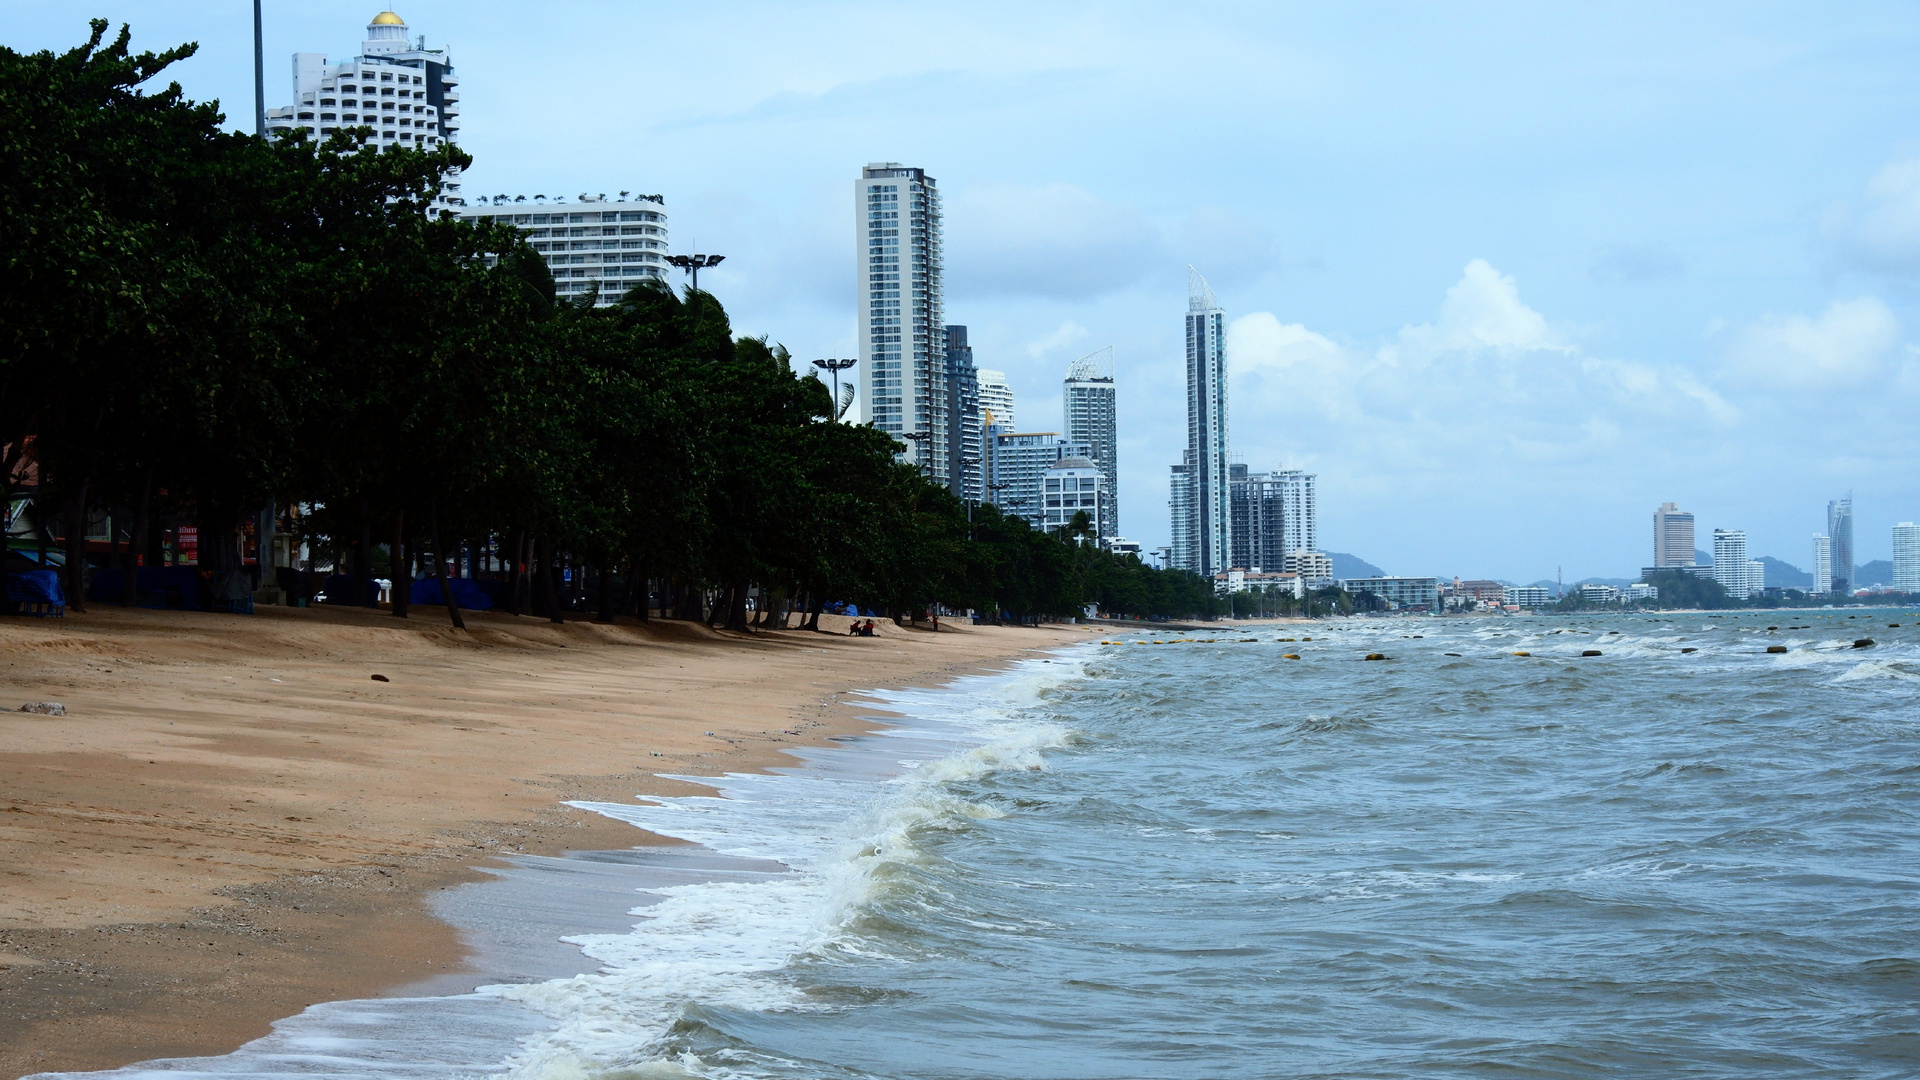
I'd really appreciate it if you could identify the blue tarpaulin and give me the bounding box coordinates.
[410,577,495,610]
[5,570,66,617]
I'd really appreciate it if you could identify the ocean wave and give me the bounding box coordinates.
[496,662,1079,1078]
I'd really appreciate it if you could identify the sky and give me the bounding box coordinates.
[12,1,1920,581]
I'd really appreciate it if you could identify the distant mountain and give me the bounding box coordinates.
[1695,547,1713,566]
[1858,559,1894,586]
[1328,552,1384,579]
[1528,579,1569,597]
[1759,556,1811,588]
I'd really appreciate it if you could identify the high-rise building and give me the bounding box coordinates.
[1712,529,1756,598]
[1063,347,1118,540]
[857,164,946,482]
[265,11,463,208]
[1229,465,1317,572]
[1811,535,1832,596]
[1169,268,1230,576]
[1828,496,1855,595]
[460,198,669,304]
[945,326,983,503]
[1895,523,1920,592]
[1168,462,1194,572]
[987,427,1091,525]
[1654,502,1695,567]
[977,369,1014,433]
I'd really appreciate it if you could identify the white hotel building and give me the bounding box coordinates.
[460,199,670,304]
[265,11,463,208]
[857,164,949,483]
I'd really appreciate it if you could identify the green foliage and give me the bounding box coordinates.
[0,23,1219,625]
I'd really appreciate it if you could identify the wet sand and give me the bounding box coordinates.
[0,603,1092,1077]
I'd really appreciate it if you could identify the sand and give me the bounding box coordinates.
[0,603,1095,1077]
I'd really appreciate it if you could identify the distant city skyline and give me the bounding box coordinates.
[31,3,1920,578]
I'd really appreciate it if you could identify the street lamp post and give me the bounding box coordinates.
[900,431,931,475]
[812,358,856,420]
[664,253,726,294]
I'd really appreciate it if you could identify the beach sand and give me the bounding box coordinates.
[0,603,1094,1078]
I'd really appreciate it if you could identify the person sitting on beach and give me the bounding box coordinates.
[862,619,877,636]
[847,617,860,636]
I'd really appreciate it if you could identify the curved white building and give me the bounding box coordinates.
[460,197,670,306]
[265,11,463,206]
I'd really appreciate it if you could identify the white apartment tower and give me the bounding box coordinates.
[1713,529,1757,598]
[1894,523,1920,592]
[1064,347,1119,540]
[1170,268,1231,577]
[265,11,463,207]
[977,369,1014,432]
[1829,496,1855,595]
[857,164,947,483]
[1654,501,1695,567]
[1811,535,1832,596]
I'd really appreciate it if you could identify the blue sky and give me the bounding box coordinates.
[14,2,1920,579]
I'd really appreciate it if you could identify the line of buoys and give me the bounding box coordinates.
[1513,651,1530,656]
[1283,653,1301,659]
[1766,645,1787,654]
[1364,653,1387,661]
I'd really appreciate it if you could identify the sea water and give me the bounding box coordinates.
[41,613,1920,1079]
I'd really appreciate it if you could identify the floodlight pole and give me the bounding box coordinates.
[664,253,726,295]
[812,358,856,420]
[252,1,266,137]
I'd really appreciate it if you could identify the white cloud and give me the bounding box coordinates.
[1025,319,1091,359]
[1723,297,1898,389]
[1829,157,1920,274]
[1398,258,1563,357]
[945,183,1168,300]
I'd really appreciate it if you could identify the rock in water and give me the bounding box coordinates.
[19,702,65,716]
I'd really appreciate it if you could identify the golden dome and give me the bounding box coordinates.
[370,11,405,25]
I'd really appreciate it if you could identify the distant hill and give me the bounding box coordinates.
[1695,547,1713,565]
[1858,559,1893,586]
[1328,552,1384,579]
[1759,556,1811,588]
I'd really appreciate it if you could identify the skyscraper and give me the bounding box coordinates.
[976,369,1014,432]
[265,11,463,208]
[1713,529,1755,598]
[1063,347,1118,540]
[1895,523,1920,592]
[1654,502,1695,567]
[945,326,983,503]
[1811,535,1832,596]
[1828,496,1855,595]
[1230,466,1316,572]
[1169,268,1230,577]
[857,164,946,482]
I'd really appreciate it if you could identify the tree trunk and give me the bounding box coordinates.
[594,560,613,623]
[504,531,525,616]
[628,559,649,621]
[725,581,749,632]
[803,591,823,631]
[391,505,409,619]
[428,498,465,630]
[353,499,372,607]
[62,480,89,612]
[535,538,563,624]
[121,464,152,607]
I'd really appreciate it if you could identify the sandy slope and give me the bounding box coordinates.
[0,603,1093,1077]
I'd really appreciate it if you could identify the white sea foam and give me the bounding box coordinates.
[488,656,1084,1079]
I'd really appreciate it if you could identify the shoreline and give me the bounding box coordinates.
[0,604,1094,1078]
